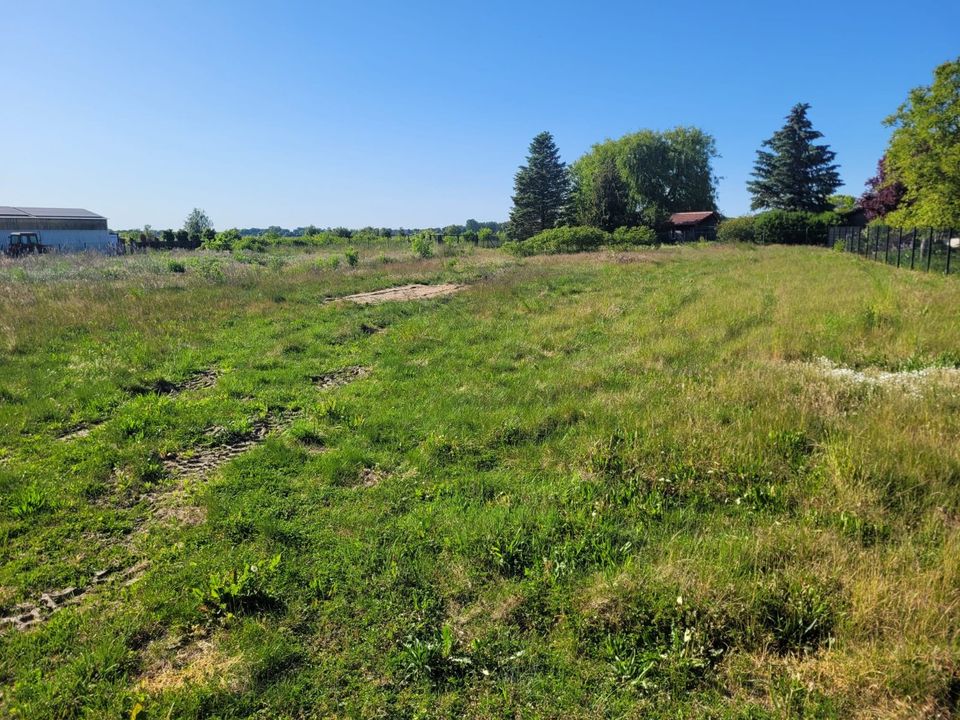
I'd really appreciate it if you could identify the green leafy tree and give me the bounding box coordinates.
[583,156,631,231]
[183,208,213,238]
[508,131,570,241]
[203,228,241,251]
[884,57,960,227]
[829,194,857,213]
[748,103,841,212]
[570,127,718,229]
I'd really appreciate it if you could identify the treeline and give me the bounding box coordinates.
[505,127,718,247]
[121,212,506,252]
[723,56,960,244]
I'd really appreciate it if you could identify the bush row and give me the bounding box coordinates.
[718,210,841,245]
[504,225,657,256]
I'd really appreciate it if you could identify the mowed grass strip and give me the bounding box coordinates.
[1,244,959,718]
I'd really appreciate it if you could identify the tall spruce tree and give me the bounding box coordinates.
[748,103,841,212]
[509,131,570,241]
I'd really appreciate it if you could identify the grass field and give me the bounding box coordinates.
[1,243,959,718]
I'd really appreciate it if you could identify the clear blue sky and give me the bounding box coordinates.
[3,1,957,230]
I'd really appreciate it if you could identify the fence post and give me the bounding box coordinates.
[873,227,879,260]
[896,227,902,268]
[856,227,862,255]
[926,228,934,272]
[910,229,917,270]
[946,229,953,275]
[884,226,890,264]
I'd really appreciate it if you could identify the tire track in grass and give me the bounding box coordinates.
[0,561,149,632]
[57,368,222,442]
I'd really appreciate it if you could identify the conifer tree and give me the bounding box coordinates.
[509,132,570,241]
[748,103,841,212]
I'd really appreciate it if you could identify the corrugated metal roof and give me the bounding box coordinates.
[0,206,106,220]
[669,211,717,227]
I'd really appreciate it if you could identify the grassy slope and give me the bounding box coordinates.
[1,244,958,718]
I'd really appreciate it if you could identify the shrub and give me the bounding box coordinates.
[611,225,657,247]
[193,554,283,622]
[234,235,267,252]
[166,259,186,273]
[410,233,435,258]
[189,257,225,281]
[9,484,51,519]
[517,226,611,256]
[753,576,841,653]
[717,215,756,244]
[202,228,242,251]
[753,210,840,246]
[344,248,359,267]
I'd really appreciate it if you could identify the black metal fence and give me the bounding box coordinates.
[830,226,958,275]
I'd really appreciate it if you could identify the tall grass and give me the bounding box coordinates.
[0,244,958,718]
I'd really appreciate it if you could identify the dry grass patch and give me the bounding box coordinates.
[137,633,245,694]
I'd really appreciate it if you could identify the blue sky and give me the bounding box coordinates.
[3,1,957,230]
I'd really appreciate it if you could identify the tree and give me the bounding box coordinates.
[828,194,857,213]
[569,127,718,229]
[508,131,570,241]
[183,208,213,238]
[859,156,906,221]
[883,57,960,227]
[583,156,630,231]
[748,103,841,212]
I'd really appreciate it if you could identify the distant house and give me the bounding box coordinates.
[667,211,720,241]
[836,207,868,227]
[0,206,119,252]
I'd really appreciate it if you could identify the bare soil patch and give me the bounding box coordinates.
[310,365,370,389]
[59,425,93,441]
[336,283,462,305]
[357,467,386,488]
[155,368,221,395]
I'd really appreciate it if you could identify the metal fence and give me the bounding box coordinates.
[830,226,959,275]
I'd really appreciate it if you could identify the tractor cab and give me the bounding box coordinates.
[5,232,48,257]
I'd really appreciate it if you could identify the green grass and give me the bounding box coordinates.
[1,243,959,718]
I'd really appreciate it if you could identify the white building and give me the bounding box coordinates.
[1,206,119,252]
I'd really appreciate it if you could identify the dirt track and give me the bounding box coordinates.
[337,283,463,305]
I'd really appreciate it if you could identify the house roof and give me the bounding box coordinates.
[669,211,717,227]
[0,206,105,220]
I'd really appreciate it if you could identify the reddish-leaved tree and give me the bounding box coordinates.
[859,156,906,221]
